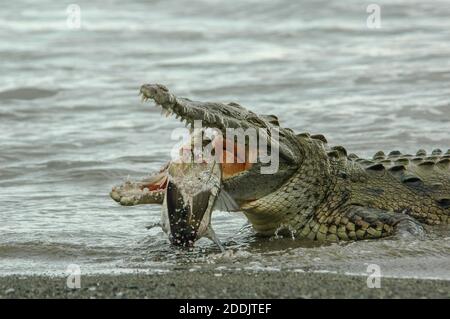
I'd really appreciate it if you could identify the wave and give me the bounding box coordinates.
[0,241,123,260]
[0,88,58,100]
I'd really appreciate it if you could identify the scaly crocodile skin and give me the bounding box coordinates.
[243,135,449,241]
[111,84,450,242]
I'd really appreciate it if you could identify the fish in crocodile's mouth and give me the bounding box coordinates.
[111,86,254,208]
[163,159,223,248]
[113,85,245,249]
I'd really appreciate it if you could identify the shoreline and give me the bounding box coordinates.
[1,271,449,299]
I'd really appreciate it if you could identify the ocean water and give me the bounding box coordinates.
[1,0,449,280]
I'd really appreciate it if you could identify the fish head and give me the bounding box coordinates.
[163,160,221,248]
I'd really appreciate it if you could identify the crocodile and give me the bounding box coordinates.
[110,83,450,247]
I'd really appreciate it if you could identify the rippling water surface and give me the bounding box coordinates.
[1,0,449,279]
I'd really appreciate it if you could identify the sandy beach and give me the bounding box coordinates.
[1,271,449,299]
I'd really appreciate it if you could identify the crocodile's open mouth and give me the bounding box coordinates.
[111,85,254,207]
[139,84,254,179]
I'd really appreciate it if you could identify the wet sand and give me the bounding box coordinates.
[1,271,449,299]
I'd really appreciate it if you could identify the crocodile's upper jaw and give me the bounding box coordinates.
[140,84,255,132]
[139,83,301,164]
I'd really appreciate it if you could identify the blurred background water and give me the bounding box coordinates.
[0,0,449,279]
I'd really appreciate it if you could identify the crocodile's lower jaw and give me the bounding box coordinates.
[110,174,167,206]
